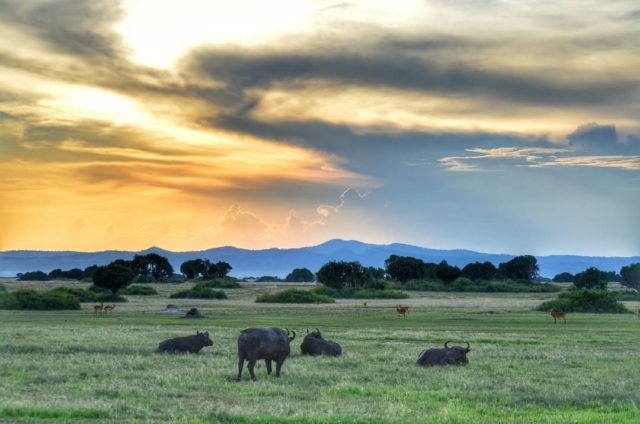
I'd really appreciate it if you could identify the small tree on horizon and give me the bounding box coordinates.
[573,267,608,290]
[620,263,640,290]
[92,263,135,294]
[285,268,314,282]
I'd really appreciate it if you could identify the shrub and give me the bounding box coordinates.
[310,286,335,297]
[87,285,111,294]
[536,289,630,313]
[120,285,158,295]
[199,278,241,289]
[0,284,6,292]
[93,263,135,294]
[0,289,80,310]
[50,287,98,302]
[170,283,227,299]
[255,288,335,303]
[255,276,283,282]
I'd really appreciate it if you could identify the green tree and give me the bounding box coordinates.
[385,255,433,282]
[17,271,49,281]
[552,272,574,283]
[285,268,314,282]
[620,263,640,290]
[498,255,539,281]
[92,263,135,294]
[83,265,99,280]
[574,267,608,290]
[316,261,368,290]
[461,261,497,281]
[208,261,232,278]
[434,260,462,284]
[131,254,174,281]
[180,259,210,279]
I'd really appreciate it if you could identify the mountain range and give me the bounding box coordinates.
[1,239,638,279]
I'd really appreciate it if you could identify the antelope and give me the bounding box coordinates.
[103,305,115,313]
[396,305,409,318]
[363,302,367,308]
[94,303,104,314]
[550,311,566,324]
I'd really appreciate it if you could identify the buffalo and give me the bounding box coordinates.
[237,327,296,381]
[300,328,342,356]
[417,341,470,366]
[157,331,213,354]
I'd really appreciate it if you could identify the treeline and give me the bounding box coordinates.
[552,264,640,291]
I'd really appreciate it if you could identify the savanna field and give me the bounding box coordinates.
[1,281,639,423]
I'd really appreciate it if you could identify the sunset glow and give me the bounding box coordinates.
[0,0,639,255]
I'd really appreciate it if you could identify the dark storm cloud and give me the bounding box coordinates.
[183,43,637,110]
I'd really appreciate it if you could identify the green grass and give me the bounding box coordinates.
[0,279,638,423]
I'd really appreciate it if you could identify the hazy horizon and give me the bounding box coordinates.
[1,1,639,256]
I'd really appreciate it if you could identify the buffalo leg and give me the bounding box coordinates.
[275,358,285,377]
[266,360,272,375]
[247,358,257,381]
[237,357,245,381]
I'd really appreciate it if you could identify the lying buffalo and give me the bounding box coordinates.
[157,331,213,354]
[237,327,296,381]
[416,341,470,366]
[300,328,342,356]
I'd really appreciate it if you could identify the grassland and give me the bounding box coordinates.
[0,280,639,423]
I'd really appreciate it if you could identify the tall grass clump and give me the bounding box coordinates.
[0,289,80,310]
[198,278,241,289]
[0,283,6,292]
[120,285,158,295]
[170,283,227,299]
[255,288,335,303]
[537,289,630,313]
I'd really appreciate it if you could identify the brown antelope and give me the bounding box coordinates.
[550,311,566,324]
[396,305,409,318]
[94,303,104,314]
[363,302,367,308]
[103,305,115,313]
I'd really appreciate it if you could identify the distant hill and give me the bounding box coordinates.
[1,239,638,278]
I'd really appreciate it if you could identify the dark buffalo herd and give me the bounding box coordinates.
[157,328,471,378]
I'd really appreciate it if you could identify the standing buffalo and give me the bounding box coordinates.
[237,328,296,381]
[157,331,213,354]
[417,341,471,366]
[300,328,342,356]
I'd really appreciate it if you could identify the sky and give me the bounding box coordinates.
[0,0,639,255]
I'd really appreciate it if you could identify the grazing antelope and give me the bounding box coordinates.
[103,305,115,313]
[550,311,566,324]
[363,302,367,308]
[396,305,409,318]
[94,303,104,314]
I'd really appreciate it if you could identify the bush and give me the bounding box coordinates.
[170,283,227,299]
[256,288,335,303]
[0,289,80,310]
[536,289,630,313]
[310,286,335,297]
[88,285,111,294]
[255,276,283,282]
[402,278,560,293]
[120,285,158,295]
[199,278,241,289]
[0,284,6,292]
